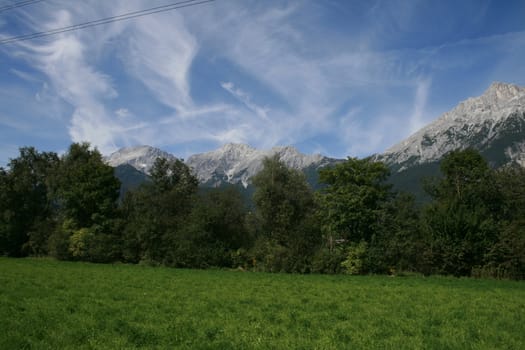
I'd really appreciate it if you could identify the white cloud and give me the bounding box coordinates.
[115,108,131,119]
[220,81,271,122]
[10,68,40,83]
[123,12,197,114]
[2,0,524,159]
[409,77,431,133]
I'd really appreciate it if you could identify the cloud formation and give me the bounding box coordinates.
[1,0,525,160]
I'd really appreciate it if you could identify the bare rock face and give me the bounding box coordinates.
[379,82,525,171]
[186,143,330,188]
[106,143,334,188]
[105,145,177,175]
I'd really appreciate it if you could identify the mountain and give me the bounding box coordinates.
[106,83,525,200]
[379,82,525,199]
[380,82,525,170]
[186,143,335,188]
[106,143,338,191]
[105,145,177,175]
[113,164,150,197]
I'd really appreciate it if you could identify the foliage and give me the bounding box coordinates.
[45,143,122,263]
[51,143,120,229]
[251,155,321,272]
[421,149,502,276]
[121,157,199,265]
[0,147,59,256]
[341,240,368,275]
[183,187,250,267]
[317,157,391,243]
[1,143,524,279]
[367,192,425,274]
[311,246,346,274]
[68,227,94,259]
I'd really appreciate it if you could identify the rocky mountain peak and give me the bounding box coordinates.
[105,145,177,174]
[216,143,257,160]
[186,143,331,188]
[380,82,525,171]
[483,82,525,103]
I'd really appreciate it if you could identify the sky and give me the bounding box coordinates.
[1,0,525,165]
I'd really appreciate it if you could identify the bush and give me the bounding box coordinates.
[69,228,93,260]
[341,241,368,275]
[311,247,346,274]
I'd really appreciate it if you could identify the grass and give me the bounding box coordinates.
[1,258,524,349]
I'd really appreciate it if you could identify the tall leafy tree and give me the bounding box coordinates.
[483,165,525,279]
[251,155,320,272]
[368,192,425,274]
[317,157,391,244]
[121,157,199,265]
[48,143,121,261]
[422,149,501,276]
[0,147,59,256]
[182,187,250,267]
[51,143,120,228]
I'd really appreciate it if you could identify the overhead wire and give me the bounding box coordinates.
[0,0,215,45]
[0,0,44,13]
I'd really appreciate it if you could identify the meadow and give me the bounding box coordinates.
[1,258,524,349]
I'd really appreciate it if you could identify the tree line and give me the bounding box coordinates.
[1,143,524,279]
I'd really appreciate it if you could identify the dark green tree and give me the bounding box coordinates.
[250,155,320,272]
[317,157,391,244]
[422,149,501,276]
[51,143,120,228]
[0,147,59,256]
[368,192,425,274]
[481,165,525,279]
[48,143,121,262]
[121,157,199,265]
[180,187,250,268]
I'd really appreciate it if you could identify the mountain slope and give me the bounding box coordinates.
[186,143,335,188]
[106,143,339,191]
[113,164,150,197]
[105,145,177,175]
[379,82,525,171]
[379,82,525,200]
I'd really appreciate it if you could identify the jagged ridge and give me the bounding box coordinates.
[106,143,335,188]
[379,82,525,171]
[105,145,177,174]
[186,143,331,188]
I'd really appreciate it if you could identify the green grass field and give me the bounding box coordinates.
[1,258,524,349]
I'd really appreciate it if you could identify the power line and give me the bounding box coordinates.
[0,0,44,13]
[0,0,214,45]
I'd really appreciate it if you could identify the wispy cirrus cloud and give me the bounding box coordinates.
[1,0,525,160]
[123,12,197,114]
[220,82,271,122]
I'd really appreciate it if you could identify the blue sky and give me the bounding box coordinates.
[1,0,525,165]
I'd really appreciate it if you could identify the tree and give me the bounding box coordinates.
[51,143,120,228]
[421,149,501,276]
[0,147,59,256]
[368,192,425,274]
[181,187,250,268]
[480,165,525,279]
[251,155,320,272]
[121,157,199,265]
[317,157,391,244]
[48,143,121,262]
